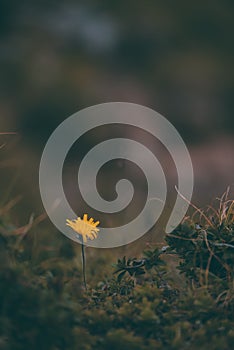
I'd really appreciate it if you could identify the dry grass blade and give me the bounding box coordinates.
[175,186,214,228]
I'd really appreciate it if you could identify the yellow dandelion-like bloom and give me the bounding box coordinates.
[66,214,100,243]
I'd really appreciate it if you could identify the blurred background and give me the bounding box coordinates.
[0,0,233,236]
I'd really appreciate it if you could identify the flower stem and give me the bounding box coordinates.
[81,239,87,291]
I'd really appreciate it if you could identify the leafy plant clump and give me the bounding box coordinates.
[0,195,234,349]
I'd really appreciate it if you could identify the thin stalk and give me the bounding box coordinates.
[81,239,87,291]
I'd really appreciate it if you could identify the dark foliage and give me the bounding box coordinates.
[0,199,234,349]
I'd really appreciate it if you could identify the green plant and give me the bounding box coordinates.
[113,247,167,283]
[165,194,234,308]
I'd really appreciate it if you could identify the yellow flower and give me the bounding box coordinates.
[66,214,100,243]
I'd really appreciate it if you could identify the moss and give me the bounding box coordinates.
[0,198,234,349]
